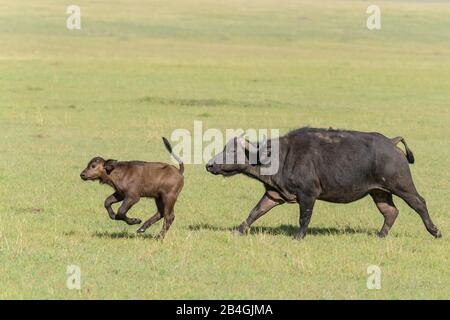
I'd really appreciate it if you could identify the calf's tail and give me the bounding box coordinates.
[392,136,415,164]
[162,137,184,174]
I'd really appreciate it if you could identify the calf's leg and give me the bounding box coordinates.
[104,192,124,220]
[137,198,164,233]
[370,190,398,238]
[156,194,177,240]
[234,193,283,235]
[115,196,142,225]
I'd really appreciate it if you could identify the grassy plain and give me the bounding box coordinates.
[0,0,449,299]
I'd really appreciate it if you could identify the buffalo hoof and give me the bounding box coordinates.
[294,233,306,240]
[127,218,142,225]
[376,232,387,238]
[434,230,442,239]
[232,229,246,236]
[232,224,248,236]
[155,233,165,241]
[136,227,146,234]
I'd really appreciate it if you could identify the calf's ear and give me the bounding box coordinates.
[104,159,117,175]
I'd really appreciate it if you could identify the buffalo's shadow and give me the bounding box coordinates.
[188,223,376,237]
[93,231,154,239]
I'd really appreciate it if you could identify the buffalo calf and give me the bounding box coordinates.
[80,137,184,239]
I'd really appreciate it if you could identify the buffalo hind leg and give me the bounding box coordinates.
[137,198,164,234]
[294,195,316,240]
[370,190,399,238]
[234,193,283,235]
[156,194,177,240]
[395,191,441,238]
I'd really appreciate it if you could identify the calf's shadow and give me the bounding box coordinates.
[93,230,155,239]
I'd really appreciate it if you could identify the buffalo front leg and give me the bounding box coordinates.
[104,192,124,220]
[115,196,142,225]
[294,195,316,240]
[234,193,283,235]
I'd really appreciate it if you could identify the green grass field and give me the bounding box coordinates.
[0,0,449,299]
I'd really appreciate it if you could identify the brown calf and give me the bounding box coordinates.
[80,137,184,239]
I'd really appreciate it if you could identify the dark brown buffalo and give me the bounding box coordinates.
[206,127,441,240]
[80,137,184,239]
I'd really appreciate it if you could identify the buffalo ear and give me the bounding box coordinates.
[258,141,272,165]
[253,137,271,165]
[104,159,117,175]
[238,136,250,150]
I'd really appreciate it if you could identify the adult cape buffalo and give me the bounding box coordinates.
[206,127,441,240]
